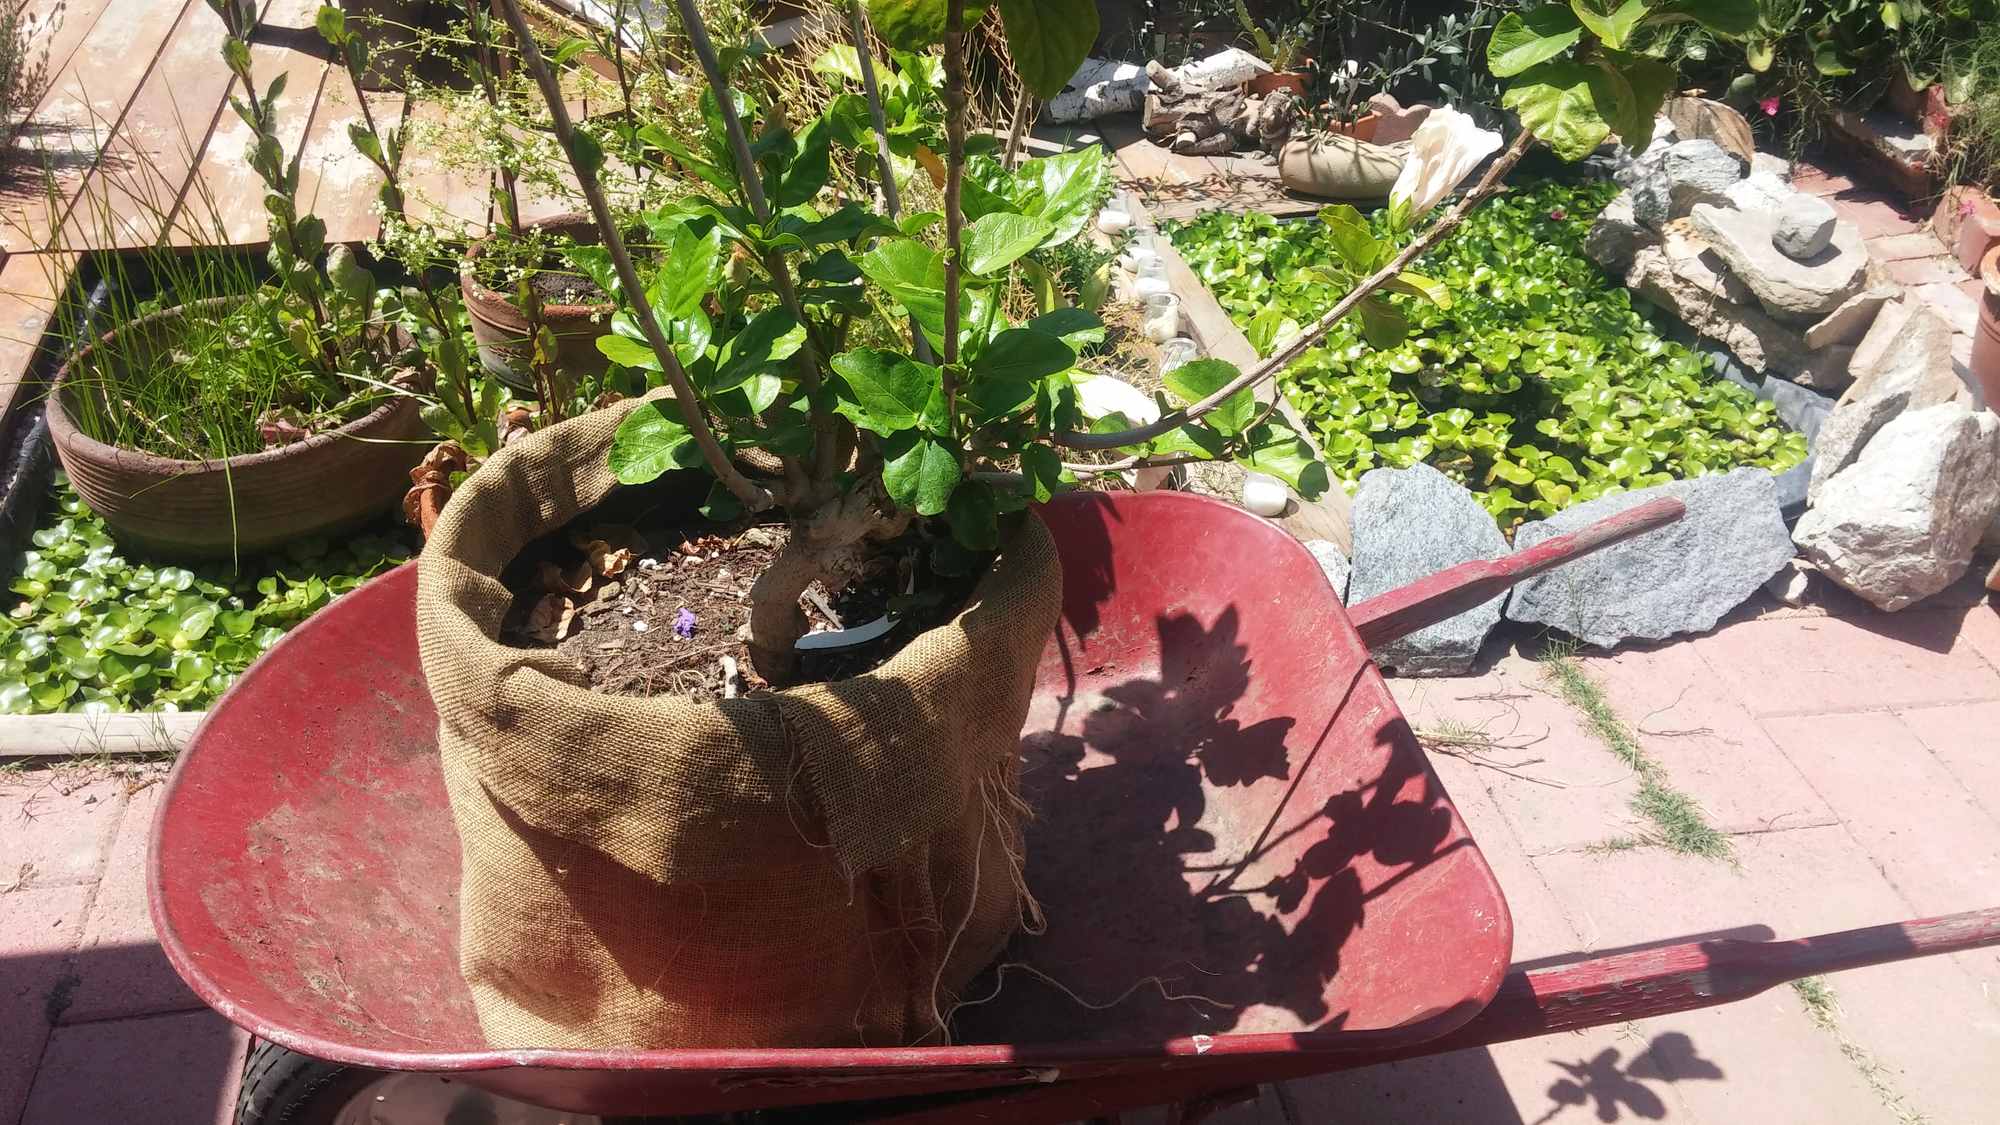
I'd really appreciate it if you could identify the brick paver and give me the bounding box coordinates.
[20,1010,242,1125]
[59,785,202,1023]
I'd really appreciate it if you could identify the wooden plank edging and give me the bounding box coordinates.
[0,711,203,757]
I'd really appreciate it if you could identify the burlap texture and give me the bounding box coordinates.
[416,397,1060,1048]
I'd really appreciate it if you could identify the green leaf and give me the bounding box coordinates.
[1015,147,1111,246]
[608,401,704,484]
[1488,7,1584,78]
[712,308,805,390]
[995,0,1099,99]
[963,212,1055,274]
[1812,40,1853,76]
[1238,424,1330,499]
[1151,421,1228,458]
[1024,307,1105,350]
[900,210,945,234]
[857,238,955,337]
[972,328,1074,382]
[774,116,833,206]
[1595,52,1677,151]
[1650,0,1757,36]
[1355,297,1410,349]
[945,481,1001,550]
[1317,204,1384,272]
[882,431,960,515]
[552,36,594,65]
[647,221,723,319]
[1501,60,1617,161]
[830,349,941,435]
[1163,358,1253,436]
[1382,272,1453,308]
[314,5,345,46]
[866,0,946,50]
[1019,444,1062,502]
[568,129,605,179]
[1570,0,1649,49]
[598,334,663,371]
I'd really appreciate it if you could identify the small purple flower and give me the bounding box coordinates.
[673,607,696,639]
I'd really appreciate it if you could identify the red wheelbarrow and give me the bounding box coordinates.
[149,491,2000,1123]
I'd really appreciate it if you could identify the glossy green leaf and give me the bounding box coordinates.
[971,328,1074,383]
[866,0,946,49]
[712,308,805,391]
[1024,307,1106,350]
[1570,0,1649,49]
[882,431,960,515]
[962,212,1055,274]
[1501,60,1617,161]
[857,238,955,337]
[647,221,723,320]
[1487,7,1584,78]
[1015,147,1112,246]
[830,349,941,435]
[945,481,1001,550]
[608,401,704,484]
[1019,444,1062,502]
[995,0,1100,99]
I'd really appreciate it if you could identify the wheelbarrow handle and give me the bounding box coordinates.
[1347,496,1686,650]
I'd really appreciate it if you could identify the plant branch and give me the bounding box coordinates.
[940,0,967,410]
[670,0,845,485]
[846,0,933,365]
[1054,129,1535,450]
[493,0,771,511]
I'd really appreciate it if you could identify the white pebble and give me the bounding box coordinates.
[1241,472,1289,517]
[631,619,649,632]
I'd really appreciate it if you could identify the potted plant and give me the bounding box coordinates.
[409,0,1743,1052]
[1233,0,1314,97]
[45,1,429,558]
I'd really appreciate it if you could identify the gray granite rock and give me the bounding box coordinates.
[1349,464,1508,676]
[1789,344,1856,393]
[1583,191,1656,275]
[1690,203,1868,323]
[1795,403,2000,611]
[1626,245,1812,375]
[1804,286,1897,350]
[1773,458,1812,525]
[1630,139,1744,228]
[1773,195,1838,259]
[1810,301,1968,500]
[1751,152,1791,178]
[1724,169,1794,213]
[1303,539,1350,602]
[1503,469,1793,647]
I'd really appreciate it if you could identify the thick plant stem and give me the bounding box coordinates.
[846,0,933,365]
[1055,129,1536,451]
[743,488,910,684]
[940,0,967,408]
[670,0,846,485]
[492,0,771,511]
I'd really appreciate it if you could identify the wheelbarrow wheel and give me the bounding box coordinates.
[235,1039,611,1123]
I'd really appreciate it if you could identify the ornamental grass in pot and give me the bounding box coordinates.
[413,0,1742,1052]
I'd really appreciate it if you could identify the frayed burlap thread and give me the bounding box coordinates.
[417,396,1058,1049]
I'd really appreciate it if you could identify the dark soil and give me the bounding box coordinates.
[500,507,984,704]
[475,249,610,308]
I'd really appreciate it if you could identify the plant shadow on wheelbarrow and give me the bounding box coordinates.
[150,489,1530,1119]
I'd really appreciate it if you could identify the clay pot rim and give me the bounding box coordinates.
[459,211,618,320]
[1982,243,2000,298]
[46,296,430,475]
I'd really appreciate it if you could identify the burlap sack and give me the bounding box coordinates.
[1278,135,1412,201]
[416,397,1060,1049]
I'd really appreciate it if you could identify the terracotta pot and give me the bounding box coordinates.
[1973,245,2000,408]
[46,299,431,558]
[460,212,615,394]
[1248,70,1308,98]
[1327,112,1381,144]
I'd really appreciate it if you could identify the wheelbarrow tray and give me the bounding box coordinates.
[150,490,1513,1117]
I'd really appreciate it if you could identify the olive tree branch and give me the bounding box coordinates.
[1054,129,1534,451]
[493,0,772,511]
[846,0,934,365]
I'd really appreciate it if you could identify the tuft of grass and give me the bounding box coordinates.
[1541,640,1732,860]
[1791,977,1930,1125]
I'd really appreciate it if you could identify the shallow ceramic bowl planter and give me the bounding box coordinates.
[46,299,431,558]
[460,212,615,392]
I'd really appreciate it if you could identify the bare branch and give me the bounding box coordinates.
[846,0,934,365]
[1054,130,1536,450]
[940,0,969,398]
[493,0,772,511]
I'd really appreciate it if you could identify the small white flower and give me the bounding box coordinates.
[1388,107,1503,224]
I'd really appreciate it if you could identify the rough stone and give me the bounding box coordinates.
[1794,403,2000,611]
[1804,286,1898,350]
[1630,139,1744,228]
[1627,245,1813,375]
[1690,203,1869,323]
[1774,194,1838,259]
[1724,170,1794,213]
[1810,301,1968,499]
[1504,469,1793,646]
[1751,151,1792,178]
[1788,344,1855,393]
[1582,191,1656,275]
[1759,375,1837,446]
[1765,557,1816,606]
[1349,464,1508,676]
[1303,539,1350,602]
